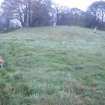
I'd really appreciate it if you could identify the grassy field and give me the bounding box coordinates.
[0,26,105,105]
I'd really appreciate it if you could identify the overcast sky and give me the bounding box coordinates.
[53,0,101,11]
[0,0,3,6]
[0,0,103,11]
[0,0,3,3]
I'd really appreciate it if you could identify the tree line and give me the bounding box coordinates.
[0,0,105,30]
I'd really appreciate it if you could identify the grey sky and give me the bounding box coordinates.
[0,0,3,3]
[53,0,102,11]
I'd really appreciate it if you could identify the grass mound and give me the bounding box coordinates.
[0,26,105,105]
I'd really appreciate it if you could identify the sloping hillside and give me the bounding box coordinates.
[0,26,105,105]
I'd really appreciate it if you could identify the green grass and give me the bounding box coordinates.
[0,26,105,105]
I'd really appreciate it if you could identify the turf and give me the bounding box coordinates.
[0,26,105,105]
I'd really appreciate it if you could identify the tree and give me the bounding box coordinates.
[1,0,25,26]
[1,0,22,18]
[87,1,105,28]
[70,8,85,26]
[1,0,52,27]
[56,7,85,26]
[30,0,52,26]
[84,12,97,28]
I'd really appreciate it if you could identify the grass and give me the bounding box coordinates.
[0,26,105,105]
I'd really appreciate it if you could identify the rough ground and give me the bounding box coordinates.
[0,26,105,105]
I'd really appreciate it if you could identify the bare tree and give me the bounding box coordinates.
[87,1,105,25]
[1,0,52,27]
